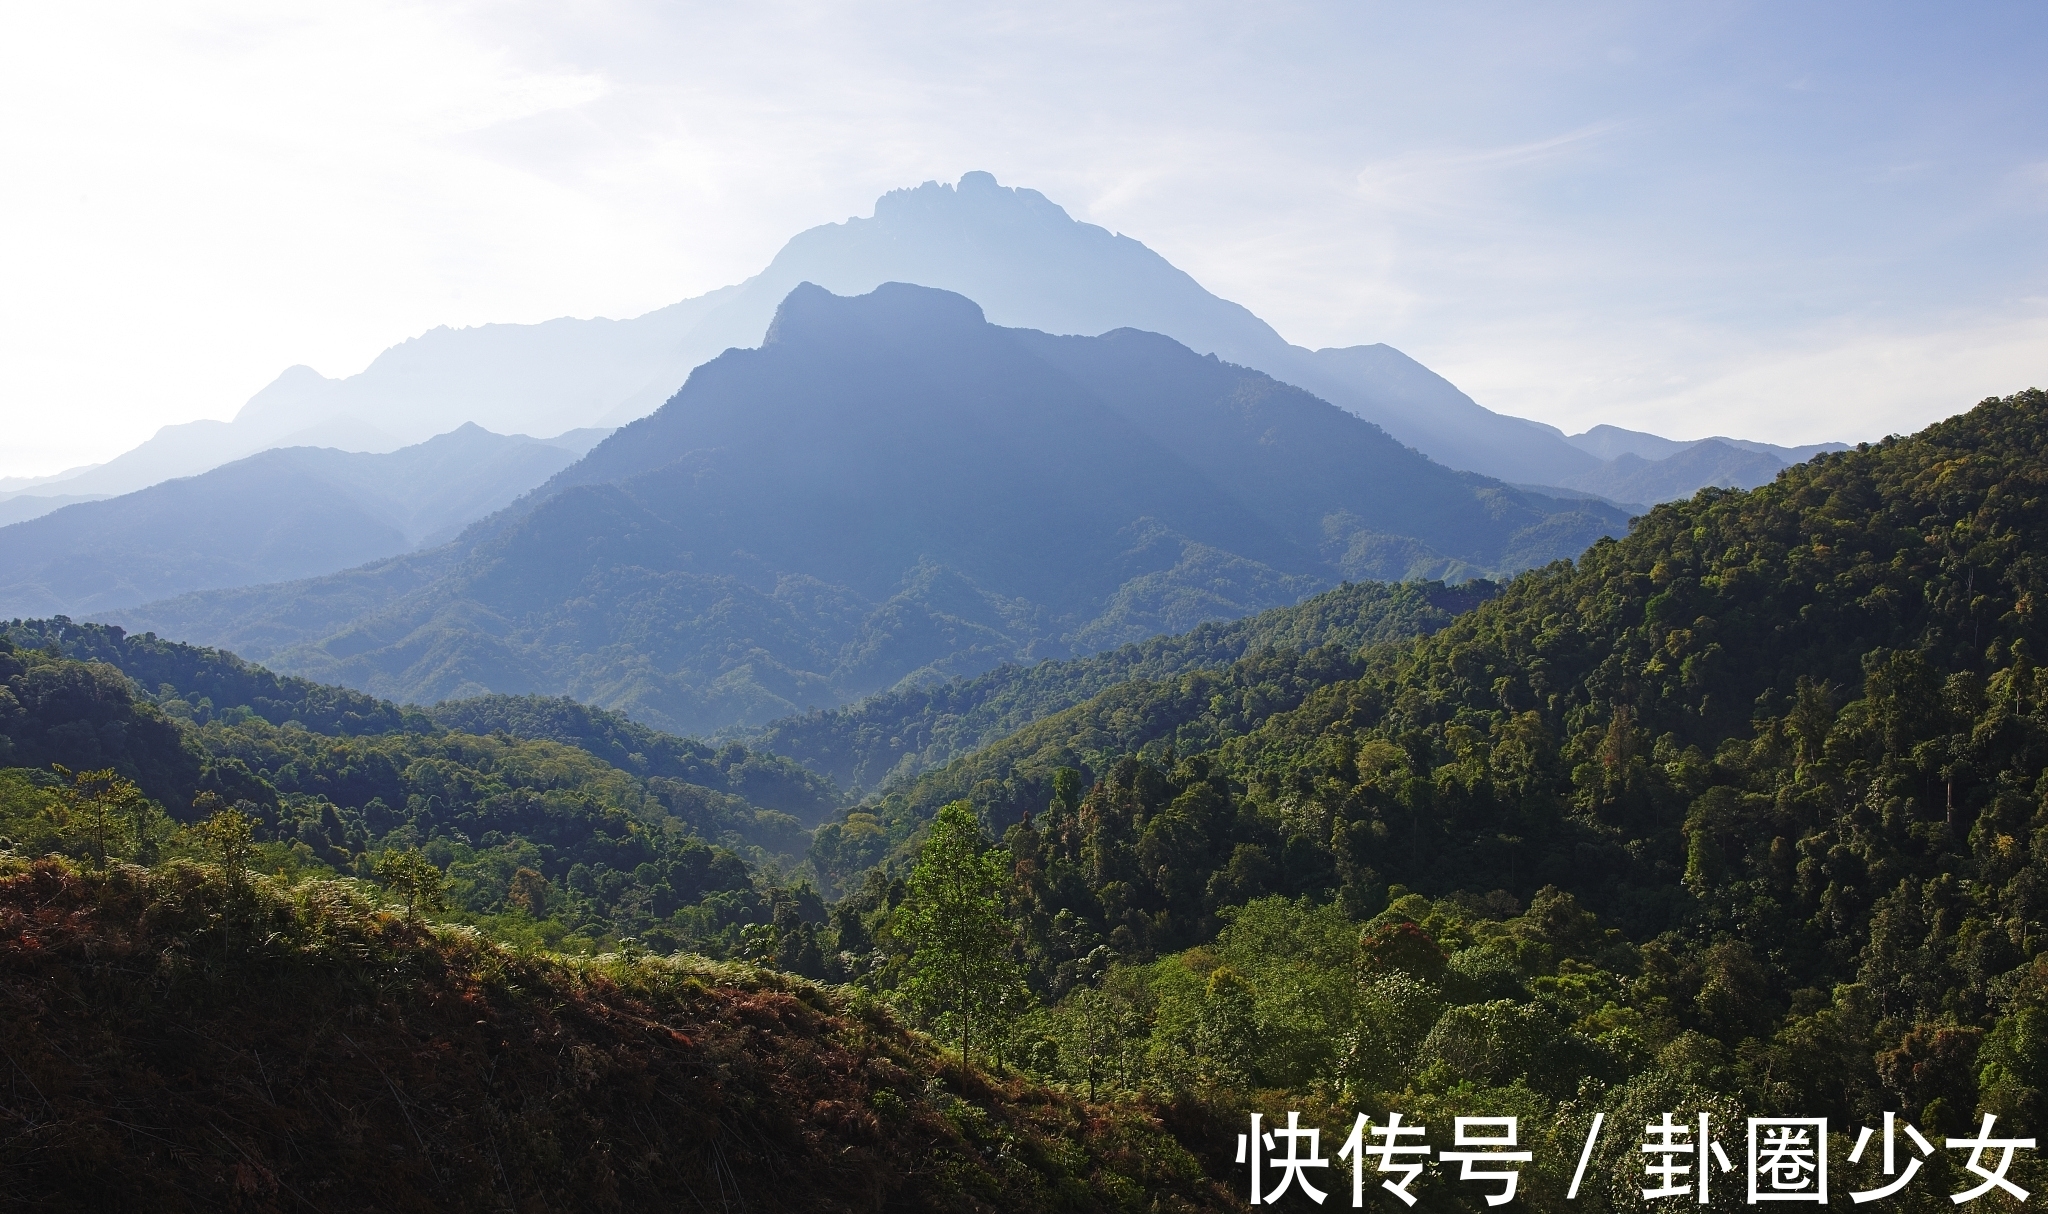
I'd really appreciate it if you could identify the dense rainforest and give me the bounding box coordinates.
[801,391,2048,1209]
[7,390,2048,1211]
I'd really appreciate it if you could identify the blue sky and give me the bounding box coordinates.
[3,1,2044,476]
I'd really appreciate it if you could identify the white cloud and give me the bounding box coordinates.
[1350,123,1625,216]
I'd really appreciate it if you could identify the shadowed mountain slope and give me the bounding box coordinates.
[747,578,1495,792]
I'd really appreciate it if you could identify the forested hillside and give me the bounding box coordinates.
[0,625,834,957]
[798,390,2048,1202]
[751,579,1494,791]
[429,692,845,819]
[5,619,838,817]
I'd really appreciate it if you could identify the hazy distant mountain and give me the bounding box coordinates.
[31,401,409,501]
[0,492,110,527]
[1565,422,1846,466]
[0,424,604,618]
[1551,425,1850,505]
[107,283,1626,736]
[0,464,102,494]
[566,171,1609,485]
[29,333,671,502]
[35,171,1747,499]
[1554,439,1784,505]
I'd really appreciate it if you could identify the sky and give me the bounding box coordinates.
[2,0,2045,478]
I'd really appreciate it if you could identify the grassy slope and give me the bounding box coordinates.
[0,857,1236,1213]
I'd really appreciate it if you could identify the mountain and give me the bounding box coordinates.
[1565,422,1847,464]
[801,388,2048,1148]
[26,391,411,500]
[25,306,719,500]
[0,424,607,619]
[1553,436,1793,506]
[576,172,1611,483]
[1552,424,1852,505]
[747,578,1494,792]
[108,282,1627,737]
[570,172,1625,485]
[0,463,101,494]
[36,172,1777,500]
[0,491,109,527]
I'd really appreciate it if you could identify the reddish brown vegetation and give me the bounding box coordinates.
[0,859,1235,1213]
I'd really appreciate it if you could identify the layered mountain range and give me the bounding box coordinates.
[105,282,1625,736]
[16,172,1838,504]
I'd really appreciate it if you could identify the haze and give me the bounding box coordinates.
[3,0,2045,477]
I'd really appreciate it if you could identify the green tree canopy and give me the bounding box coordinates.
[890,800,1029,1067]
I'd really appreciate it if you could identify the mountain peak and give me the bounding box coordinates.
[761,281,988,350]
[867,171,1075,231]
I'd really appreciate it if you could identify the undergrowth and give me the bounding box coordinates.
[0,856,1235,1213]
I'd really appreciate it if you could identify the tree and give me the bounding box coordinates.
[739,921,782,964]
[373,847,449,923]
[194,799,256,893]
[1192,966,1259,1090]
[891,800,1029,1069]
[55,766,154,868]
[507,866,551,915]
[1054,979,1145,1101]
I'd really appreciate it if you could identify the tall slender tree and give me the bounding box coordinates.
[891,800,1028,1069]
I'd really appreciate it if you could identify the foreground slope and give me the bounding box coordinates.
[0,859,1231,1213]
[112,284,1622,737]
